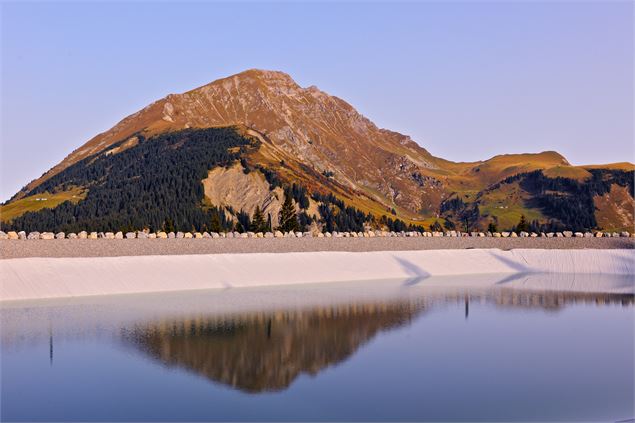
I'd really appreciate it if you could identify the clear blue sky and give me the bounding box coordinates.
[1,1,633,201]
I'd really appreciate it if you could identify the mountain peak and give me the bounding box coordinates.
[207,68,298,89]
[236,68,294,80]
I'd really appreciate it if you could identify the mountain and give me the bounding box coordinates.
[2,69,633,233]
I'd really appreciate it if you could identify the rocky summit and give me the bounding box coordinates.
[2,69,633,234]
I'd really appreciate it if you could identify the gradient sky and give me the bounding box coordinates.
[1,1,633,201]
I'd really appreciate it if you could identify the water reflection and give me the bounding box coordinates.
[2,277,634,421]
[2,276,633,394]
[118,288,633,393]
[122,301,423,392]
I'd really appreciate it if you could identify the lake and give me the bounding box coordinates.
[1,274,633,421]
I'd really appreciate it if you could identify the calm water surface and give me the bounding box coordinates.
[1,274,634,421]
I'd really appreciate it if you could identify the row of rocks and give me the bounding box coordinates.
[1,229,633,240]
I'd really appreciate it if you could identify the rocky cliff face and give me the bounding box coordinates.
[7,69,634,232]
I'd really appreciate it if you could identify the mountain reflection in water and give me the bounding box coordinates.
[120,288,633,393]
[122,301,421,393]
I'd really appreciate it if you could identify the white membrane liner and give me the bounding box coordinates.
[1,248,633,301]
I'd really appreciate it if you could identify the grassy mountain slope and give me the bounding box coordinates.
[0,187,85,223]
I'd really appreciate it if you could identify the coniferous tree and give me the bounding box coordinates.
[278,191,299,232]
[164,218,175,233]
[298,211,312,231]
[516,214,529,233]
[236,209,251,233]
[463,216,471,233]
[210,212,222,233]
[289,183,310,209]
[250,206,267,232]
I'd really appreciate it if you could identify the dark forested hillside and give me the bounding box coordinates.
[3,128,252,232]
[520,169,633,231]
[459,169,635,232]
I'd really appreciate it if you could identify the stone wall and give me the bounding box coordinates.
[1,229,633,241]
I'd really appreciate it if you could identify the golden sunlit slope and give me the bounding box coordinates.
[593,185,634,232]
[542,166,591,181]
[581,162,635,171]
[420,151,575,192]
[1,187,85,223]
